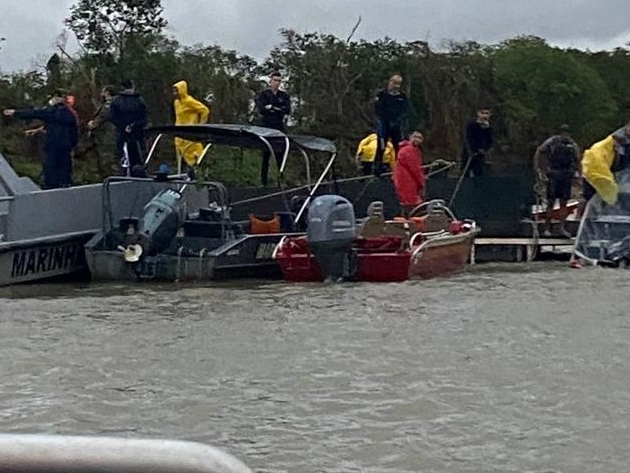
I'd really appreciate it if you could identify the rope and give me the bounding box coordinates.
[448,153,474,207]
[230,160,455,207]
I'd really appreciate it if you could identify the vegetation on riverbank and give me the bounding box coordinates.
[1,0,629,186]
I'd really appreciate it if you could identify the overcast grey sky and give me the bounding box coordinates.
[1,0,629,72]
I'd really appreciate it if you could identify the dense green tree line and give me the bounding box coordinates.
[0,0,628,186]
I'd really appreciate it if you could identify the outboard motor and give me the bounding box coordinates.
[122,188,186,263]
[307,195,356,282]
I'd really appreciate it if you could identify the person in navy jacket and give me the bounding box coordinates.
[4,89,78,188]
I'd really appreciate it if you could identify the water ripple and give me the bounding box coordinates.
[0,263,627,472]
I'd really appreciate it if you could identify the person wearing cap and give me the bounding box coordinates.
[3,89,78,188]
[581,120,630,208]
[533,124,580,236]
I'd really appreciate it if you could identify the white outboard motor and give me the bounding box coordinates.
[307,195,356,282]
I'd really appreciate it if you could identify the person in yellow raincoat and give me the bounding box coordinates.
[582,121,630,206]
[172,80,210,173]
[355,131,396,176]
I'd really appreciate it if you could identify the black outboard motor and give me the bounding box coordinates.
[123,188,186,263]
[307,195,356,282]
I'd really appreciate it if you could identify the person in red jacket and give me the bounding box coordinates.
[393,130,426,216]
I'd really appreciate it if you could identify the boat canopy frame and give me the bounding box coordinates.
[144,124,338,221]
[145,124,336,189]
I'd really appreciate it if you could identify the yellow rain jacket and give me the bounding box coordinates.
[582,129,630,205]
[173,80,210,166]
[356,133,396,168]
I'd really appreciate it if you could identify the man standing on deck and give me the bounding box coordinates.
[255,71,291,186]
[3,89,78,188]
[534,124,580,237]
[461,107,493,177]
[393,130,426,216]
[373,74,409,177]
[109,80,148,175]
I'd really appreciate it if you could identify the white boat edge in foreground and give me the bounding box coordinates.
[0,433,252,473]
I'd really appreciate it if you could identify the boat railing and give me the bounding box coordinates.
[101,176,230,236]
[144,133,213,175]
[294,151,338,224]
[410,231,454,262]
[228,160,455,209]
[144,132,164,166]
[409,199,457,220]
[271,235,288,259]
[408,230,449,248]
[0,433,252,473]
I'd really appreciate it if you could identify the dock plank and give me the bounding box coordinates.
[475,238,574,245]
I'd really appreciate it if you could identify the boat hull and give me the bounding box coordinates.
[0,231,93,286]
[276,229,478,283]
[276,247,410,283]
[408,231,477,279]
[86,233,296,282]
[86,250,218,281]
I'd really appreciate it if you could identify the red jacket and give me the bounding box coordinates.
[393,140,426,206]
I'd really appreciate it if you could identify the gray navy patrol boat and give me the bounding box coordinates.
[0,152,145,286]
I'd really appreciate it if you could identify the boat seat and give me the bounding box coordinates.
[357,201,386,238]
[424,213,451,233]
[357,201,409,238]
[357,214,387,238]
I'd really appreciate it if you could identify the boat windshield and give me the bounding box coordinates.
[574,168,630,263]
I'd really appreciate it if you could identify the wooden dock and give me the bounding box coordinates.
[471,237,574,264]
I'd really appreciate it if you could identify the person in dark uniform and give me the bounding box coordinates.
[255,71,291,186]
[373,74,409,177]
[461,107,493,177]
[3,89,78,188]
[109,80,148,175]
[534,124,580,236]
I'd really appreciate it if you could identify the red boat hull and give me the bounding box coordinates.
[275,250,324,282]
[275,229,477,282]
[275,235,410,283]
[356,252,410,282]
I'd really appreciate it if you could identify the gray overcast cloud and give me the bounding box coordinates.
[1,0,629,72]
